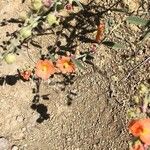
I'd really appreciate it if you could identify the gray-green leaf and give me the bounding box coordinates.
[126,16,149,26]
[71,58,85,69]
[102,41,125,49]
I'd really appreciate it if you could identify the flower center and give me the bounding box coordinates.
[63,62,69,68]
[42,65,47,72]
[141,128,150,136]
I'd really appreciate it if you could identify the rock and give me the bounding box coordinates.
[22,127,26,132]
[11,145,19,150]
[16,115,24,122]
[12,131,24,140]
[0,137,9,150]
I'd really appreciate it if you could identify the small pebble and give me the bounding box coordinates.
[0,137,9,150]
[22,127,26,132]
[16,115,24,122]
[138,50,143,55]
[11,145,19,150]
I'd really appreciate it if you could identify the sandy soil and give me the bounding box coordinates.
[0,0,149,150]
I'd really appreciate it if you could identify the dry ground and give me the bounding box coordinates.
[0,0,149,150]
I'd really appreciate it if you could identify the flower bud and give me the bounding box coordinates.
[20,70,32,80]
[31,0,43,11]
[46,14,58,26]
[4,53,16,64]
[19,27,32,39]
[65,3,73,11]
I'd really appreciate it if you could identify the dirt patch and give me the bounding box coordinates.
[0,0,149,149]
[0,70,129,150]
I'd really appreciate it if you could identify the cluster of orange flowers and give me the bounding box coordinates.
[20,56,75,80]
[129,118,150,150]
[20,21,105,81]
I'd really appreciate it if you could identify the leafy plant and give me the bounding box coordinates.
[0,0,85,79]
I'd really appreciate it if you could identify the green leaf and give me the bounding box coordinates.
[71,58,85,69]
[126,16,149,26]
[145,20,150,28]
[49,55,56,62]
[102,41,125,49]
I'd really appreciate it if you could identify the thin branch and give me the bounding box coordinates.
[121,56,150,81]
[26,42,36,64]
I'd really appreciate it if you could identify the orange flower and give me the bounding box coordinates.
[20,70,31,80]
[56,56,75,74]
[129,119,150,145]
[131,141,145,150]
[95,22,105,43]
[35,59,55,80]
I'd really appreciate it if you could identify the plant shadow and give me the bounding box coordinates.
[0,75,19,86]
[42,1,121,106]
[31,78,51,123]
[45,0,121,54]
